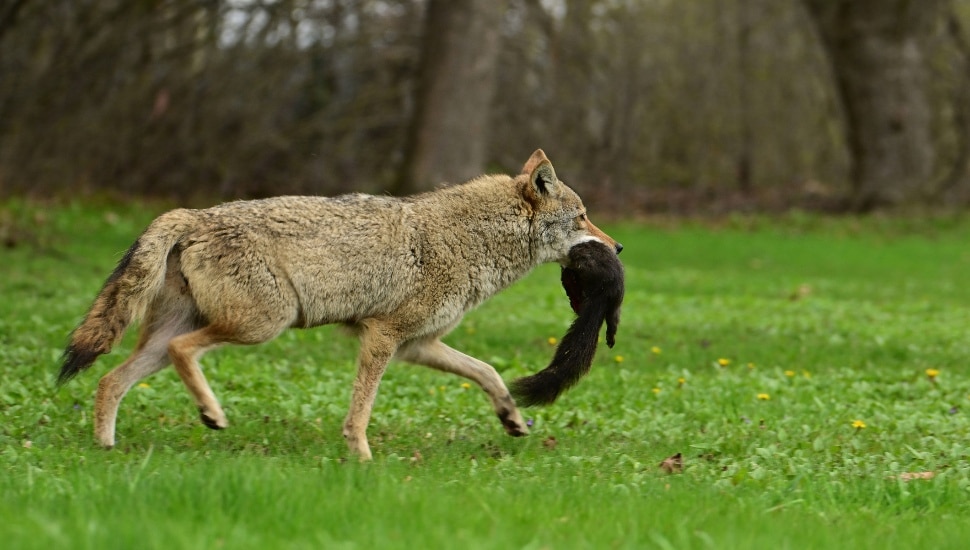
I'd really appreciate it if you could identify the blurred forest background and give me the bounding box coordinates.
[2,0,970,213]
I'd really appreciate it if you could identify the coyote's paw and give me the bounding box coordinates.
[342,428,373,461]
[498,408,529,437]
[94,422,116,449]
[199,407,228,430]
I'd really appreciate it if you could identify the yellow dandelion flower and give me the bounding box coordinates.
[138,383,150,389]
[651,346,662,354]
[547,337,558,346]
[677,377,686,386]
[784,370,795,377]
[757,393,770,401]
[439,385,446,392]
[926,368,940,379]
[717,358,731,367]
[747,362,756,369]
[852,420,866,429]
[461,383,471,389]
[802,370,811,379]
[614,355,624,363]
[652,387,661,395]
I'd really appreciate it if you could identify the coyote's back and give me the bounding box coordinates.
[58,149,622,460]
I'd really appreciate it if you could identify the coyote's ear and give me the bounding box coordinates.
[531,160,558,196]
[523,149,559,198]
[521,149,550,175]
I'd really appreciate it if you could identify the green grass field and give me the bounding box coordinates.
[3,201,970,548]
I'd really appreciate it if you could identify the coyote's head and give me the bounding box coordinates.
[517,149,622,264]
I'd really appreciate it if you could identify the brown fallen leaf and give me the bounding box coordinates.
[659,452,683,474]
[789,284,813,301]
[543,436,558,450]
[897,471,935,481]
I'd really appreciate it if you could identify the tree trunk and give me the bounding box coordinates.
[735,0,754,193]
[802,0,946,209]
[935,10,970,199]
[394,0,507,194]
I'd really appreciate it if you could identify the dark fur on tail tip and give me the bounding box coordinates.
[56,239,141,387]
[511,240,625,407]
[57,345,103,386]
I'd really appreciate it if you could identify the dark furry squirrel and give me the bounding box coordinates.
[511,239,625,406]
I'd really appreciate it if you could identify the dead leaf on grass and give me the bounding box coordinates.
[659,452,683,474]
[789,284,813,301]
[543,436,558,450]
[897,471,935,481]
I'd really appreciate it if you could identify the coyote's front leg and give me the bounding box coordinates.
[343,323,398,461]
[396,339,529,437]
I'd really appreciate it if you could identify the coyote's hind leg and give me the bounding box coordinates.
[95,314,196,448]
[396,339,529,437]
[167,326,238,430]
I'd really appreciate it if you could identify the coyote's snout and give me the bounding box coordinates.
[58,149,622,459]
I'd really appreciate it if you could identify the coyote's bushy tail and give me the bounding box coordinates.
[510,240,624,406]
[57,211,195,386]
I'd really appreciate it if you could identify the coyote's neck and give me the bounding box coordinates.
[411,178,538,309]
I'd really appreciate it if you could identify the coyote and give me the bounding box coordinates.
[58,149,622,459]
